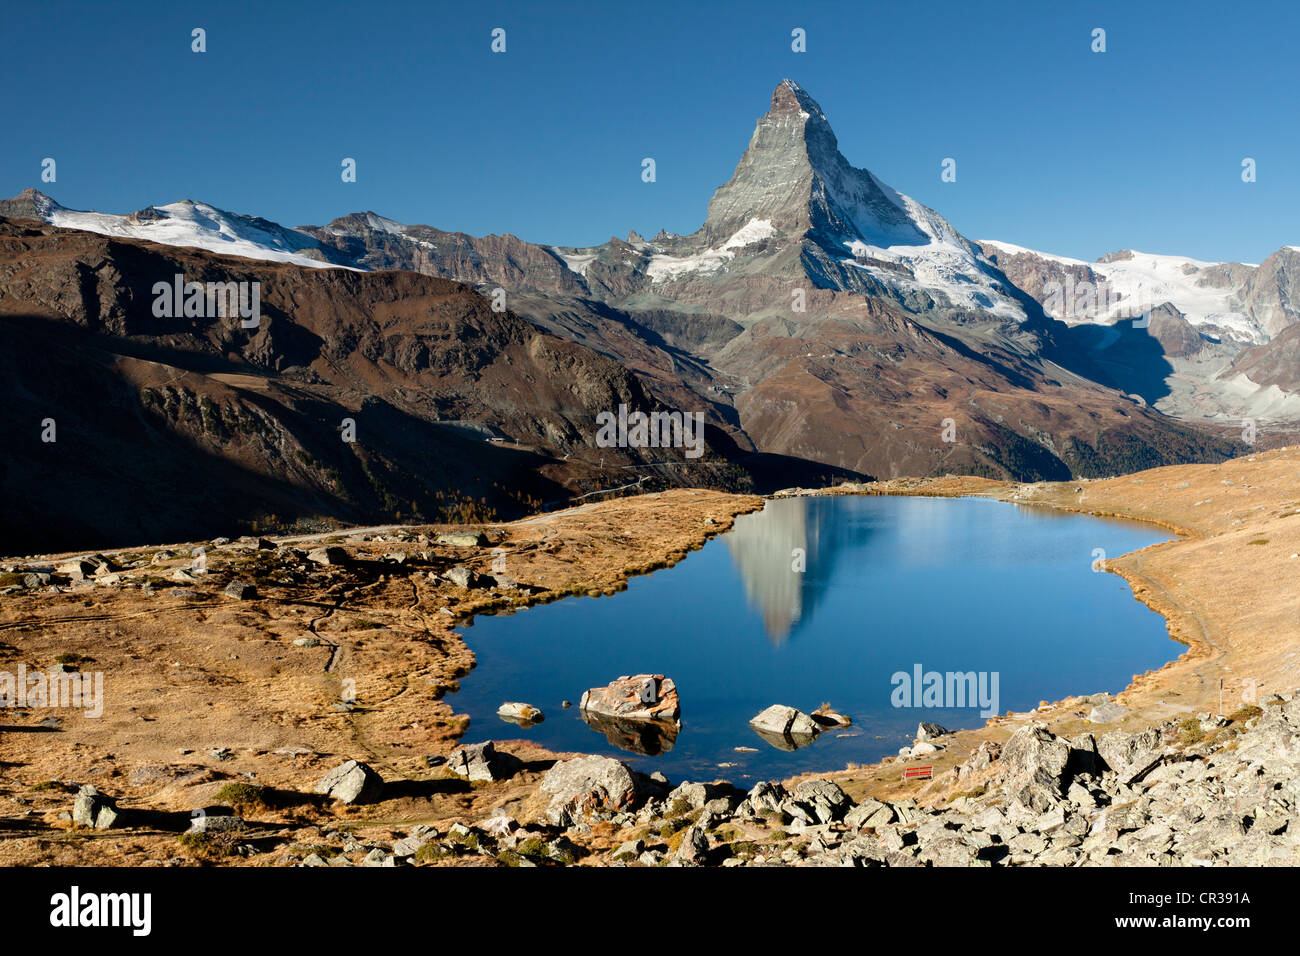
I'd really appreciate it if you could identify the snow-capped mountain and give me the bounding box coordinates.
[0,188,346,269]
[551,79,1030,322]
[979,239,1264,343]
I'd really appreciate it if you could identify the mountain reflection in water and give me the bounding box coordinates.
[724,497,843,642]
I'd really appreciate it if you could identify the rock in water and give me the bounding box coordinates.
[579,674,681,724]
[497,702,544,725]
[749,704,822,750]
[314,759,384,804]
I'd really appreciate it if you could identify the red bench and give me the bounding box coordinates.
[902,766,934,782]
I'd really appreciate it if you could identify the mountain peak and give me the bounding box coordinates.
[0,188,62,220]
[703,80,930,252]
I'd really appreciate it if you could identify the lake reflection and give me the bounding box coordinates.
[452,496,1176,780]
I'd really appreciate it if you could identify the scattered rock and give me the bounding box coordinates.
[306,546,348,566]
[188,812,247,833]
[223,580,257,600]
[1088,701,1131,724]
[435,531,488,547]
[916,722,952,741]
[314,760,384,805]
[72,785,119,829]
[445,741,521,782]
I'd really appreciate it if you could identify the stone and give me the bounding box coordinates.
[916,722,952,741]
[1089,701,1131,724]
[223,580,257,600]
[845,798,895,829]
[436,532,488,547]
[793,779,851,823]
[442,565,485,589]
[744,780,787,815]
[57,558,100,581]
[445,741,521,782]
[314,759,384,804]
[188,812,247,833]
[393,834,431,857]
[580,674,681,724]
[293,636,320,647]
[1001,724,1071,811]
[539,755,645,826]
[306,546,348,565]
[674,825,709,865]
[72,785,119,829]
[496,702,544,725]
[748,704,822,749]
[1097,728,1165,785]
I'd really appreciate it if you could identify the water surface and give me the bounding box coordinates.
[452,496,1174,780]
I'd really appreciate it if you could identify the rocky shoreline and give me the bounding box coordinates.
[52,689,1296,867]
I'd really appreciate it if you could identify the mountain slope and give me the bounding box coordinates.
[0,219,837,553]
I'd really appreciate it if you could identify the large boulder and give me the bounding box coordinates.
[845,798,896,829]
[445,741,521,782]
[1096,728,1165,785]
[580,674,680,724]
[1088,701,1130,724]
[538,755,645,826]
[793,779,851,823]
[314,759,384,804]
[1001,724,1071,811]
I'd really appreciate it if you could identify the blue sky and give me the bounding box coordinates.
[3,0,1296,262]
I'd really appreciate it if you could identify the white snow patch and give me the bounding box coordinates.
[49,201,349,270]
[980,239,1261,340]
[646,219,776,281]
